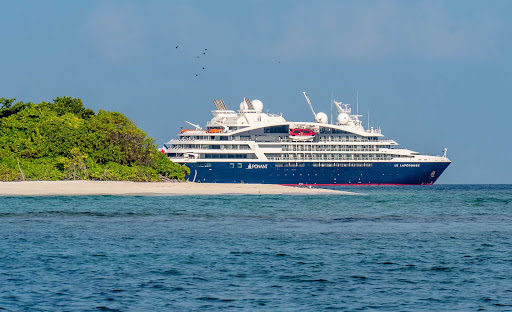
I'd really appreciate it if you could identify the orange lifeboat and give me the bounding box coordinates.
[206,128,223,133]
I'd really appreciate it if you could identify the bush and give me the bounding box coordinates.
[0,96,188,181]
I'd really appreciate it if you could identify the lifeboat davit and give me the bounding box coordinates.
[289,128,316,141]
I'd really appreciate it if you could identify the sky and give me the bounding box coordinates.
[1,0,511,184]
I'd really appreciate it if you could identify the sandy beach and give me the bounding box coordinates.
[0,181,356,196]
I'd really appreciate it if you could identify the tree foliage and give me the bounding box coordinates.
[0,97,189,181]
[0,98,31,118]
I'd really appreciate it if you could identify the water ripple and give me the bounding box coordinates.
[1,185,512,310]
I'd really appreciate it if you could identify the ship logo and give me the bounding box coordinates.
[430,171,436,178]
[247,163,268,169]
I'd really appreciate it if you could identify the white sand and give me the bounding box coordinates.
[0,181,356,196]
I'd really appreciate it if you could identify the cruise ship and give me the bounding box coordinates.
[162,93,451,185]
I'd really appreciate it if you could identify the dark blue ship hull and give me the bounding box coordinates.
[182,162,450,185]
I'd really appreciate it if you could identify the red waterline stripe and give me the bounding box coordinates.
[280,183,434,186]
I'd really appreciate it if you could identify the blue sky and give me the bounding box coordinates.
[1,0,511,183]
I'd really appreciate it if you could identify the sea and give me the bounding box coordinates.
[1,184,511,311]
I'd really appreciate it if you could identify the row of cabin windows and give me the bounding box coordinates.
[180,136,229,141]
[194,162,373,169]
[311,162,373,167]
[318,136,378,142]
[204,154,249,159]
[169,144,250,150]
[171,144,383,150]
[180,133,377,142]
[265,154,398,161]
[275,162,373,168]
[262,126,353,135]
[282,145,387,152]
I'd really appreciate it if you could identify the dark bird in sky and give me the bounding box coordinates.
[195,74,198,76]
[205,48,207,51]
[197,56,199,58]
[202,67,205,70]
[176,46,178,49]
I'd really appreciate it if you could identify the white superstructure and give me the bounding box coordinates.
[164,96,449,165]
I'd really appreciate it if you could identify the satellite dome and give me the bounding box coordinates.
[239,101,248,110]
[337,113,349,125]
[252,99,263,112]
[316,112,328,124]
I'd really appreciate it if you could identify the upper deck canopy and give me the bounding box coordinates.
[180,97,382,137]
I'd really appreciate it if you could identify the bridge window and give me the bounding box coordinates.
[264,125,289,133]
[319,127,349,134]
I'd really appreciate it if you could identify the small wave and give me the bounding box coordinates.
[0,211,159,218]
[155,269,181,276]
[198,297,220,301]
[230,251,253,255]
[397,279,417,284]
[429,266,452,272]
[96,307,121,312]
[472,197,510,205]
[299,278,331,283]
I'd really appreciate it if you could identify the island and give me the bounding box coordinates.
[0,97,354,196]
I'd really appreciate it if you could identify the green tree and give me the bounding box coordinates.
[0,98,31,118]
[0,96,189,181]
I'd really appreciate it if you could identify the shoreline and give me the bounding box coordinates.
[0,181,357,196]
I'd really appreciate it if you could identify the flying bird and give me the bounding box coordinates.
[202,67,205,70]
[176,46,178,49]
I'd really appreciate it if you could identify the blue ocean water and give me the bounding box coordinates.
[0,185,511,311]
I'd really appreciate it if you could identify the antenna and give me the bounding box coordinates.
[330,89,333,124]
[356,90,359,116]
[367,109,370,130]
[302,91,317,121]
